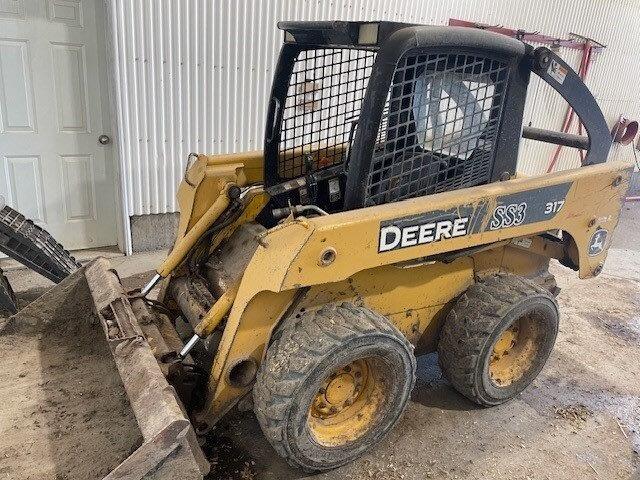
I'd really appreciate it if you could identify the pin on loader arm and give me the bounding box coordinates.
[179,279,241,359]
[174,185,268,360]
[158,183,237,276]
[197,158,632,425]
[142,152,265,296]
[21,22,625,477]
[140,153,268,363]
[3,152,267,480]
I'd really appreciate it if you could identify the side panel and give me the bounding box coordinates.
[284,161,632,287]
[200,160,631,425]
[299,258,475,345]
[199,241,555,425]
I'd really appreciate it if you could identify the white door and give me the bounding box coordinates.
[0,0,117,250]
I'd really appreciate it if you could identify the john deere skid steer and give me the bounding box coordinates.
[3,21,633,477]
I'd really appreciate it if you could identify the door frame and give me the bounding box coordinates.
[101,0,132,254]
[0,0,126,253]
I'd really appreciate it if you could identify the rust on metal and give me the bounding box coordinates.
[85,258,210,479]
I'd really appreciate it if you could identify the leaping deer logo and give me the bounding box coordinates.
[588,229,607,256]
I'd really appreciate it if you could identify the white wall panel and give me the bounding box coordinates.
[48,0,83,27]
[60,154,95,221]
[0,0,25,20]
[109,0,640,216]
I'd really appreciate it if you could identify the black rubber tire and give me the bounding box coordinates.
[0,205,79,283]
[0,267,17,315]
[253,303,416,471]
[438,273,559,406]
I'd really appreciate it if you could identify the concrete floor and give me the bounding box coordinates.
[1,204,639,480]
[1,249,167,293]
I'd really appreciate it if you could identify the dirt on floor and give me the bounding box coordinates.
[0,212,639,479]
[0,272,141,480]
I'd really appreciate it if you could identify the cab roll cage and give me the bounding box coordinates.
[265,21,611,208]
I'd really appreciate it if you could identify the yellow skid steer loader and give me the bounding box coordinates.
[2,21,633,478]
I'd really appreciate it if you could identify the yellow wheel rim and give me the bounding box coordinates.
[489,314,541,387]
[308,358,386,447]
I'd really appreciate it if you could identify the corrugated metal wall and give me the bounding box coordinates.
[108,0,640,216]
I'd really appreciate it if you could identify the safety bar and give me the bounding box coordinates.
[522,126,590,150]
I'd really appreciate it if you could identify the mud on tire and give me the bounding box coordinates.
[438,273,559,406]
[253,303,416,471]
[527,268,560,297]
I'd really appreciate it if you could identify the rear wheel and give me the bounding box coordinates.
[253,303,416,471]
[438,273,559,406]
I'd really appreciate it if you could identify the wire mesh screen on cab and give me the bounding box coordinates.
[365,52,509,206]
[278,48,376,180]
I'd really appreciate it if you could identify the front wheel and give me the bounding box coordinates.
[438,273,559,406]
[253,303,416,471]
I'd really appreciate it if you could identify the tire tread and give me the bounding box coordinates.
[253,302,415,470]
[438,273,558,406]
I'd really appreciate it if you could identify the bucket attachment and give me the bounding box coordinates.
[0,258,209,480]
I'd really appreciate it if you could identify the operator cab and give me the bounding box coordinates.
[261,21,610,223]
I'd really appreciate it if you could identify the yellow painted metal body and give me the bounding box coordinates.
[194,281,240,338]
[157,151,264,277]
[159,184,232,276]
[163,151,632,427]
